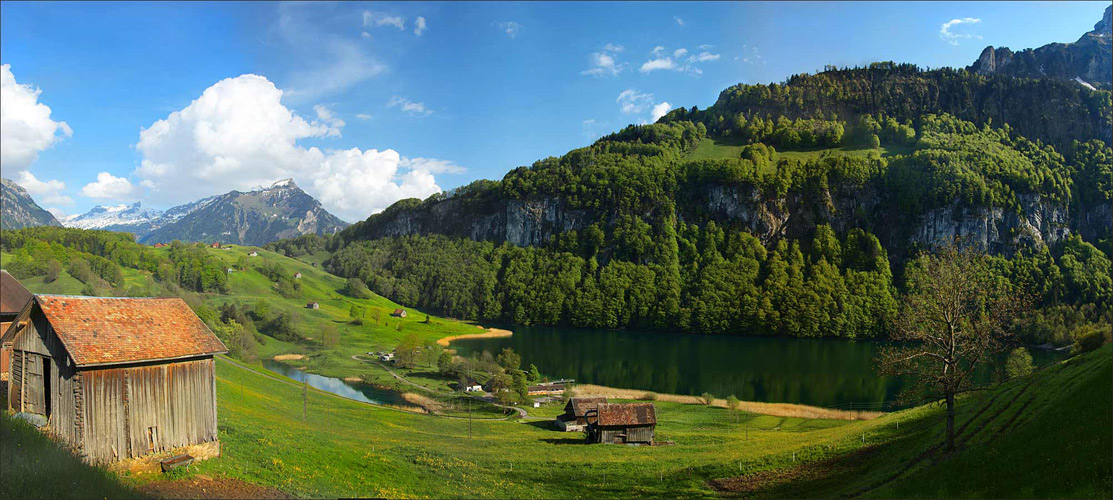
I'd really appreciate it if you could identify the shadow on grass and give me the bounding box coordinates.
[539,438,592,445]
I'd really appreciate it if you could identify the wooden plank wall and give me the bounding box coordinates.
[9,311,81,447]
[9,349,23,411]
[82,357,218,463]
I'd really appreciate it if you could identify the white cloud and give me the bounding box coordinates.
[1,64,72,171]
[277,4,386,101]
[499,21,523,38]
[674,17,685,26]
[356,113,373,120]
[582,44,628,77]
[414,16,427,36]
[651,46,666,56]
[377,16,405,30]
[698,44,714,50]
[651,102,672,122]
[15,170,72,206]
[939,17,982,45]
[673,48,688,58]
[80,172,137,200]
[400,157,465,174]
[361,31,371,39]
[313,104,345,136]
[362,10,374,26]
[640,58,677,73]
[689,51,720,62]
[133,74,450,220]
[387,96,433,116]
[739,44,765,65]
[617,89,654,114]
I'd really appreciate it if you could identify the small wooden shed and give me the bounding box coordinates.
[586,403,657,445]
[391,308,407,318]
[4,295,227,463]
[306,302,319,309]
[555,396,607,432]
[1,270,34,381]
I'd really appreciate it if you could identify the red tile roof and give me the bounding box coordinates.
[596,403,657,426]
[35,295,227,367]
[0,271,33,316]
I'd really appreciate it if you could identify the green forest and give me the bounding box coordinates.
[260,67,1113,347]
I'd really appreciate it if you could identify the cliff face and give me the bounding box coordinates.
[346,181,1094,260]
[970,6,1112,90]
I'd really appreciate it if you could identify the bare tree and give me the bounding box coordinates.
[877,242,1026,451]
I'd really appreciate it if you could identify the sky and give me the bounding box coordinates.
[1,1,1108,222]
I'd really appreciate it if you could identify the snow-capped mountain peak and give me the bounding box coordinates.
[64,202,164,230]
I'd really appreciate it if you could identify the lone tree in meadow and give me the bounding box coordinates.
[877,243,1025,452]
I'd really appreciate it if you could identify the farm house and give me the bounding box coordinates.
[4,295,227,463]
[586,403,657,445]
[555,396,607,432]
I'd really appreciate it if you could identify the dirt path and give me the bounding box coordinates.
[574,384,881,421]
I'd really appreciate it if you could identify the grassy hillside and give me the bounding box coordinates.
[1,251,150,295]
[174,344,1108,498]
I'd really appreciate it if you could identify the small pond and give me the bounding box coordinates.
[261,359,419,410]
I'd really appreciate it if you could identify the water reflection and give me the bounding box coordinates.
[451,326,1066,407]
[261,359,418,409]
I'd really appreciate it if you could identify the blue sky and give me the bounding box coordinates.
[1,1,1108,222]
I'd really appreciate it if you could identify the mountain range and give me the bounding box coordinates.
[969,5,1112,90]
[1,178,348,246]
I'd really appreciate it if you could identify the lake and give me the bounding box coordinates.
[451,326,1068,408]
[261,359,420,410]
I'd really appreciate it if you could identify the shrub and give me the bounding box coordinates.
[1072,324,1111,355]
[700,392,715,406]
[639,392,658,401]
[1004,348,1034,379]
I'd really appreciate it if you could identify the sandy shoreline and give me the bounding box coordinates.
[436,327,514,347]
[573,384,882,421]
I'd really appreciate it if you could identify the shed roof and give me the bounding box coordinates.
[595,403,657,426]
[33,295,227,367]
[0,270,33,316]
[566,397,608,417]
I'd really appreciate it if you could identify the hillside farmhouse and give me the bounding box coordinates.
[306,302,319,309]
[1,270,33,380]
[556,396,607,432]
[527,383,565,396]
[3,295,227,463]
[391,309,407,318]
[586,403,657,445]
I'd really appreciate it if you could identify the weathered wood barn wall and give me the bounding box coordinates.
[1,270,34,380]
[5,295,226,463]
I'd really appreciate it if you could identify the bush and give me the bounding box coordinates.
[1072,324,1111,355]
[638,392,658,401]
[700,392,715,406]
[1004,348,1034,379]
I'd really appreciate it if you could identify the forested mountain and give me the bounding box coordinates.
[255,64,1113,343]
[1,178,62,230]
[970,6,1112,90]
[139,179,348,246]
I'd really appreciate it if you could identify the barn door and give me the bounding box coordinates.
[24,354,45,415]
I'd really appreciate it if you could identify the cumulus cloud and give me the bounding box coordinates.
[81,172,137,200]
[582,44,628,77]
[387,96,433,116]
[414,16,427,36]
[499,21,523,38]
[651,102,672,122]
[15,170,72,206]
[939,17,981,45]
[640,57,677,73]
[363,11,404,30]
[356,113,373,120]
[1,64,72,171]
[133,74,453,220]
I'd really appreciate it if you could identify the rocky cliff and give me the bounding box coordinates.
[970,6,1112,90]
[1,178,62,230]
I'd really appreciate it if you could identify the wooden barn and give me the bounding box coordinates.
[391,308,407,318]
[3,295,227,463]
[1,270,34,381]
[555,396,607,432]
[586,403,657,445]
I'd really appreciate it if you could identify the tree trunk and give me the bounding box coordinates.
[945,391,956,451]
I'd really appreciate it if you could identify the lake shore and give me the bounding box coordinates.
[437,326,514,347]
[573,383,883,421]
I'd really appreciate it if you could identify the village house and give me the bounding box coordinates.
[3,295,227,463]
[293,272,302,279]
[391,308,407,318]
[586,403,657,445]
[153,243,167,248]
[248,251,258,257]
[210,242,221,249]
[555,396,608,432]
[1,270,33,381]
[306,302,319,310]
[461,377,483,392]
[227,268,235,274]
[527,383,565,396]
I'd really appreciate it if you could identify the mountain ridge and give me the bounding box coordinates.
[0,178,62,230]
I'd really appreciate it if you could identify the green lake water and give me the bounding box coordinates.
[451,326,1068,408]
